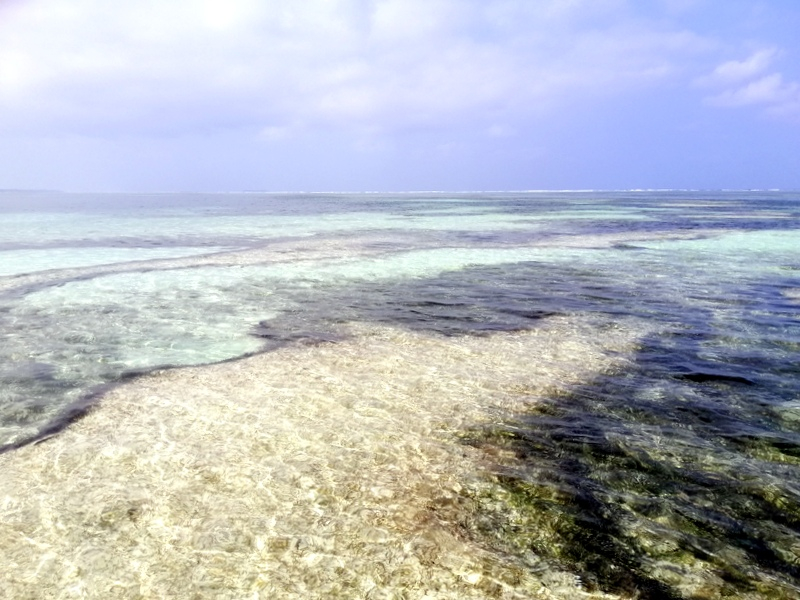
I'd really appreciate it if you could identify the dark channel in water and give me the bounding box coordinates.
[439,265,800,598]
[240,256,800,596]
[245,252,800,597]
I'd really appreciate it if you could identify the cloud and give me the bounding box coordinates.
[0,0,729,140]
[708,73,799,107]
[696,48,777,86]
[699,48,800,121]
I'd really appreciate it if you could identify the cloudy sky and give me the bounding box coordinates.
[1,0,799,192]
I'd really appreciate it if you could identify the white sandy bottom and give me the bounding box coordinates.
[0,317,641,600]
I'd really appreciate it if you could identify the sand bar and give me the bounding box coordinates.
[0,317,639,599]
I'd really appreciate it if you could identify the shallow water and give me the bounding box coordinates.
[1,190,799,598]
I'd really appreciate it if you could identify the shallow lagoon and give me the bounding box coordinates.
[0,191,799,598]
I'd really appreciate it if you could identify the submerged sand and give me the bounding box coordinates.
[0,317,640,599]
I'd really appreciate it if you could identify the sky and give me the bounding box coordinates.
[0,0,799,192]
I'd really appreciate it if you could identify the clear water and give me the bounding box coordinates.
[1,190,799,598]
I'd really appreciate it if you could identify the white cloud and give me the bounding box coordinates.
[708,73,799,107]
[700,48,800,121]
[696,48,777,86]
[0,0,729,139]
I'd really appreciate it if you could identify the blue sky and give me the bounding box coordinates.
[0,0,798,192]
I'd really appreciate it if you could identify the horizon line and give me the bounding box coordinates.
[0,188,794,195]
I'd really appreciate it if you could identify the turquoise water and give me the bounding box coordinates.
[1,190,799,598]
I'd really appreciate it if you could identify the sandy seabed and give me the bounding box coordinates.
[0,317,640,600]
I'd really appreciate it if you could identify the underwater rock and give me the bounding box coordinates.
[674,370,755,385]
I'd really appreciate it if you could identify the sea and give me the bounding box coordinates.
[0,189,798,599]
